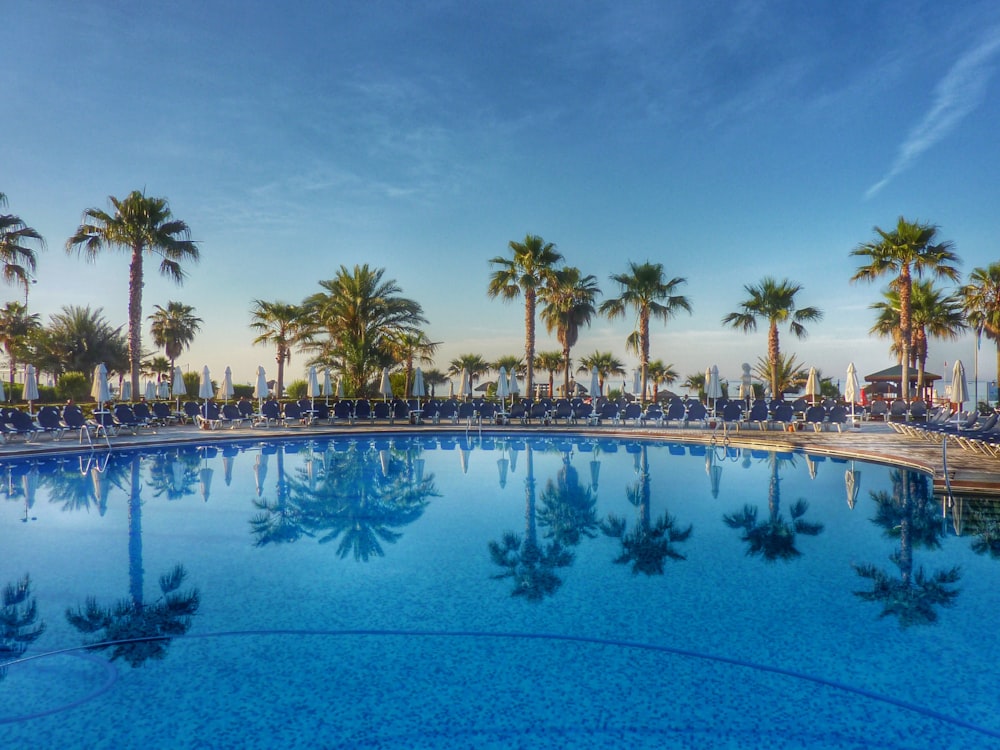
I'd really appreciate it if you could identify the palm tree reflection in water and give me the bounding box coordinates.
[66,455,200,666]
[1,575,45,681]
[253,441,437,560]
[723,453,822,562]
[490,445,574,600]
[853,469,960,627]
[601,445,692,575]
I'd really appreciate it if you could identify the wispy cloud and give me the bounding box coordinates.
[866,27,1000,198]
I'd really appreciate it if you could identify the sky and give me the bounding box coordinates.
[3,0,1000,394]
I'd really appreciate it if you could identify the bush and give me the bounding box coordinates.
[286,379,308,399]
[182,371,201,398]
[38,385,57,403]
[232,383,253,399]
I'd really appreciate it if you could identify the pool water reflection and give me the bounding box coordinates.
[2,434,1000,748]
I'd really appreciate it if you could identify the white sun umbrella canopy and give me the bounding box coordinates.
[322,369,333,404]
[253,366,269,408]
[144,379,157,401]
[23,364,40,412]
[307,366,320,409]
[199,365,215,400]
[706,365,722,408]
[411,367,426,409]
[336,376,345,399]
[459,368,471,400]
[221,366,235,403]
[509,369,520,399]
[496,366,510,411]
[739,362,754,401]
[805,367,819,404]
[379,367,393,401]
[845,362,860,417]
[0,378,5,402]
[119,379,131,403]
[589,367,600,399]
[157,379,169,400]
[952,360,968,418]
[92,363,111,406]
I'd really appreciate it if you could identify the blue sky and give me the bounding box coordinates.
[4,1,1000,393]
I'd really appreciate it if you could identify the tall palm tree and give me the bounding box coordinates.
[722,277,822,399]
[0,193,44,295]
[870,281,966,395]
[646,359,678,402]
[66,191,198,398]
[249,300,309,398]
[534,350,564,398]
[851,217,960,400]
[32,305,128,380]
[961,262,1000,390]
[488,234,563,398]
[540,266,600,396]
[600,261,690,401]
[389,330,439,398]
[576,351,625,396]
[0,301,41,390]
[148,301,203,388]
[304,264,425,395]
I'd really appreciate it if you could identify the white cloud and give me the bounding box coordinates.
[866,27,1000,198]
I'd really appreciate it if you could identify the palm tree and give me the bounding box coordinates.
[723,277,822,400]
[600,261,691,401]
[534,350,564,398]
[870,281,966,395]
[536,453,599,547]
[66,190,199,398]
[576,351,625,396]
[447,354,490,392]
[493,354,525,378]
[304,264,425,395]
[422,368,448,398]
[0,193,44,296]
[0,301,41,390]
[32,305,128,380]
[646,360,678,402]
[148,301,203,388]
[540,266,600,395]
[851,217,960,401]
[249,300,309,398]
[488,234,563,398]
[752,352,808,397]
[0,574,45,681]
[389,331,439,398]
[961,263,1000,391]
[682,371,706,401]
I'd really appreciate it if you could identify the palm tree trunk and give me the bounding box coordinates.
[525,290,536,397]
[275,347,285,398]
[128,455,144,608]
[768,321,780,398]
[128,246,145,399]
[640,310,650,401]
[562,344,571,397]
[898,265,913,401]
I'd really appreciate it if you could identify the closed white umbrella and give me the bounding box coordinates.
[589,367,600,399]
[0,377,5,402]
[706,365,722,409]
[459,368,470,400]
[91,363,111,406]
[23,364,40,413]
[254,452,268,497]
[336,376,345,399]
[171,365,186,413]
[632,369,641,397]
[845,362,860,418]
[322,369,333,405]
[805,367,819,405]
[307,366,320,414]
[509,369,520,398]
[845,462,861,510]
[120,379,131,403]
[952,360,968,422]
[411,367,426,410]
[199,366,214,399]
[254,366,268,411]
[144,380,156,401]
[157,379,169,400]
[199,466,214,502]
[379,367,393,401]
[496,366,509,412]
[221,366,235,403]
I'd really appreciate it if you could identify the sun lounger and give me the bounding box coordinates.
[332,400,354,424]
[803,405,826,432]
[35,406,68,440]
[720,401,743,431]
[685,401,708,427]
[353,399,373,423]
[220,403,252,428]
[256,400,282,427]
[114,404,146,434]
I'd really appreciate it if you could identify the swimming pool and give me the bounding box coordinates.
[2,433,999,748]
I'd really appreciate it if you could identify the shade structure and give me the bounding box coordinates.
[411,367,426,409]
[804,367,819,404]
[509,369,520,398]
[844,363,860,407]
[706,365,722,406]
[496,366,509,410]
[120,379,131,402]
[221,367,235,402]
[23,364,40,410]
[379,367,393,401]
[589,367,600,399]
[171,366,186,399]
[157,379,169,400]
[459,368,471,399]
[254,366,268,401]
[322,369,333,404]
[738,362,753,401]
[199,366,215,399]
[91,363,111,405]
[144,380,157,401]
[307,366,321,399]
[951,360,968,408]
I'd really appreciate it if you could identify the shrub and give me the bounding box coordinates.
[286,379,308,399]
[183,371,201,398]
[232,383,253,399]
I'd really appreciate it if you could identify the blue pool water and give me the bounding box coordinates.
[2,433,1000,749]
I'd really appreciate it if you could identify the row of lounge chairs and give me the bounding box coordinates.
[891,405,1000,456]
